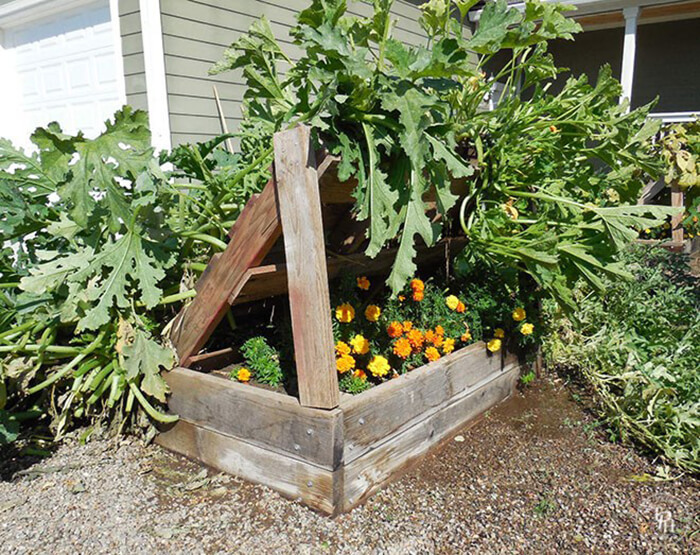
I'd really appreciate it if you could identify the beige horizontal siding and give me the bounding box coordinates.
[160,0,468,146]
[118,0,146,108]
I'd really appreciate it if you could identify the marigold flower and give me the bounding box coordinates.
[350,334,370,355]
[549,125,559,133]
[402,321,413,331]
[424,329,443,347]
[445,295,460,310]
[461,330,472,342]
[353,369,367,381]
[512,307,526,322]
[236,367,251,382]
[365,304,381,322]
[412,290,424,302]
[398,295,406,302]
[443,338,456,354]
[520,322,534,335]
[435,325,445,336]
[487,338,502,353]
[410,278,424,292]
[335,303,355,323]
[503,200,519,220]
[335,341,351,356]
[336,354,356,373]
[407,328,424,350]
[387,321,404,338]
[393,337,412,359]
[425,346,441,362]
[494,328,505,339]
[356,276,370,290]
[456,301,466,313]
[367,355,390,377]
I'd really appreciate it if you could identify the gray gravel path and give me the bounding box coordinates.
[0,376,697,554]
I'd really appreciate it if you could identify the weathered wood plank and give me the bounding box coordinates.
[273,126,339,409]
[163,367,343,468]
[342,364,519,511]
[341,342,517,463]
[170,179,282,366]
[155,419,340,514]
[671,181,684,246]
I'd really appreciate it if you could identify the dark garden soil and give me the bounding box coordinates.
[1,374,697,554]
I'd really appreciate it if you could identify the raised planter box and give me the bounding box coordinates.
[156,343,520,514]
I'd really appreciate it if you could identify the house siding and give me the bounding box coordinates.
[157,0,448,146]
[118,0,148,111]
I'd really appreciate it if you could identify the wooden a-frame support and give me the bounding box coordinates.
[170,125,339,409]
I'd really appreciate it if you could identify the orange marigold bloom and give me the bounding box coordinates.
[435,325,445,336]
[393,337,412,359]
[456,301,466,313]
[412,290,424,302]
[425,346,441,362]
[353,369,367,381]
[387,321,404,338]
[461,330,472,342]
[398,295,406,302]
[424,329,443,347]
[365,304,381,322]
[336,354,356,373]
[410,278,424,292]
[335,341,351,356]
[443,337,456,354]
[407,328,424,350]
[356,276,370,290]
[402,321,413,331]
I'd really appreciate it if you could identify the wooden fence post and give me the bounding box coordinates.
[274,125,339,409]
[671,181,684,246]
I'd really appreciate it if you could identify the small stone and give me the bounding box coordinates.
[454,435,465,443]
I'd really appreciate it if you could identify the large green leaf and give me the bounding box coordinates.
[122,329,173,403]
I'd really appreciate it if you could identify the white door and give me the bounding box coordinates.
[0,1,125,147]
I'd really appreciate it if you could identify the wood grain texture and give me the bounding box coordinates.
[273,126,339,409]
[170,179,282,365]
[155,419,340,515]
[341,342,517,463]
[342,364,519,511]
[164,367,343,468]
[671,181,685,246]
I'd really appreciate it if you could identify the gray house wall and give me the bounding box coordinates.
[120,0,444,146]
[118,0,147,112]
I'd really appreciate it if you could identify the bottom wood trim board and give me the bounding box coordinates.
[155,419,340,514]
[342,365,519,511]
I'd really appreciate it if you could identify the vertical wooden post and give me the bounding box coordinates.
[274,125,339,409]
[671,181,684,247]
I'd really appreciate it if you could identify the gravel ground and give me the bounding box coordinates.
[0,375,697,554]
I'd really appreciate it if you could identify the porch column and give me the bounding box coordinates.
[620,6,640,108]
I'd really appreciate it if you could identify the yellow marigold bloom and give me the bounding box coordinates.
[425,346,441,362]
[445,295,460,310]
[456,301,466,313]
[336,354,356,373]
[350,334,370,355]
[393,337,412,359]
[512,307,526,322]
[521,322,534,335]
[494,328,505,339]
[356,276,370,290]
[335,303,355,323]
[367,355,390,377]
[443,337,456,354]
[412,290,424,302]
[387,321,404,338]
[410,278,424,292]
[461,330,472,342]
[365,304,381,322]
[236,368,251,382]
[398,295,405,302]
[487,339,502,353]
[353,369,367,381]
[403,321,413,331]
[335,341,351,356]
[407,328,424,350]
